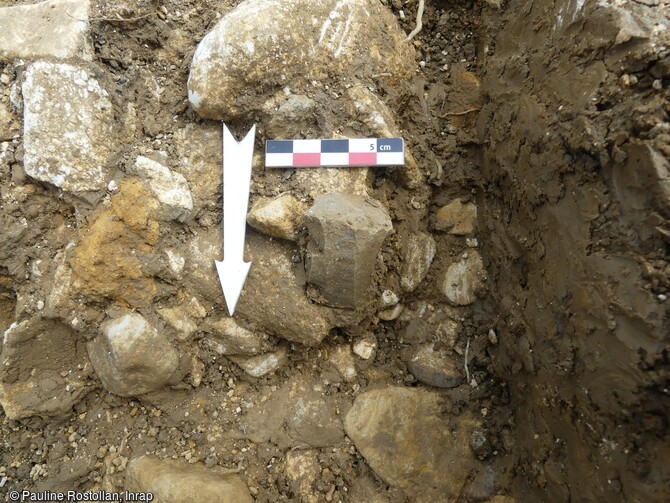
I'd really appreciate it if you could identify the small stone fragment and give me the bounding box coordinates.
[441,251,487,306]
[352,335,377,360]
[305,193,393,309]
[470,430,492,460]
[377,304,404,321]
[134,156,193,222]
[125,456,253,503]
[22,62,114,193]
[407,343,463,388]
[157,306,198,341]
[87,313,180,397]
[435,199,478,235]
[380,290,400,308]
[400,232,436,292]
[229,345,288,378]
[0,0,91,62]
[204,317,276,356]
[247,193,308,241]
[328,345,357,382]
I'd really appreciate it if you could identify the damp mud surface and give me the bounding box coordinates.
[0,0,668,502]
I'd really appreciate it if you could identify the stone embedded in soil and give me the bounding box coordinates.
[0,318,90,419]
[187,0,414,119]
[0,0,91,62]
[400,232,436,292]
[352,334,377,360]
[407,343,463,388]
[157,306,198,341]
[133,156,194,222]
[285,450,321,503]
[22,61,113,193]
[305,193,393,309]
[435,199,478,235]
[125,455,253,503]
[344,387,479,502]
[239,375,345,448]
[247,193,308,241]
[0,99,18,141]
[328,345,357,382]
[204,317,276,356]
[229,344,288,378]
[71,179,160,307]
[235,233,335,346]
[441,251,487,306]
[87,313,180,397]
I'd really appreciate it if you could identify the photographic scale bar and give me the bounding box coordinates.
[265,137,404,168]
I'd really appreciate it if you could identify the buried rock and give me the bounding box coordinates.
[187,0,414,119]
[125,455,253,503]
[87,312,181,397]
[344,386,480,502]
[0,318,90,419]
[305,193,393,309]
[407,343,463,388]
[22,61,114,194]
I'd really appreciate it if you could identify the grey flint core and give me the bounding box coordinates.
[305,193,393,309]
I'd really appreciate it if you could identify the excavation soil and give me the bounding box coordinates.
[1,0,669,502]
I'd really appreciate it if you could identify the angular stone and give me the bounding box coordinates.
[229,345,288,378]
[125,456,253,503]
[234,233,335,346]
[305,193,392,309]
[204,317,276,356]
[71,179,160,307]
[435,199,478,235]
[407,343,463,388]
[328,345,357,382]
[353,334,377,360]
[22,62,113,193]
[344,387,479,502]
[134,156,193,222]
[247,193,308,241]
[157,306,198,341]
[187,0,414,119]
[87,313,180,397]
[400,232,436,292]
[0,0,91,62]
[0,318,89,419]
[441,251,487,306]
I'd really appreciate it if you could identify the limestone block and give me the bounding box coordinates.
[87,313,180,397]
[407,343,463,388]
[187,0,414,119]
[229,345,288,378]
[125,456,253,503]
[0,0,91,62]
[441,251,487,306]
[247,193,308,241]
[134,156,193,222]
[400,232,436,292]
[344,387,479,502]
[22,62,113,193]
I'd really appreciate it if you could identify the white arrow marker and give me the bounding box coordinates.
[215,124,256,316]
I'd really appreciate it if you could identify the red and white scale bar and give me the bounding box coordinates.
[265,137,404,168]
